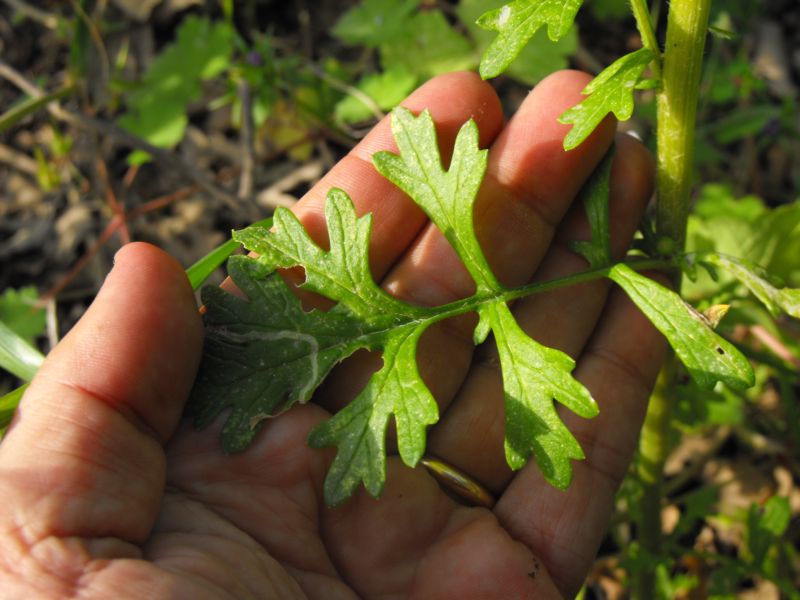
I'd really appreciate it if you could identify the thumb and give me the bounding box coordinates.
[0,242,202,549]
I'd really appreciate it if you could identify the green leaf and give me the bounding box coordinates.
[332,0,420,47]
[236,190,421,320]
[0,320,45,382]
[118,15,235,151]
[188,254,369,453]
[570,146,614,267]
[186,217,273,291]
[483,302,597,488]
[374,107,497,292]
[379,11,475,79]
[334,69,417,124]
[457,0,577,86]
[189,190,436,500]
[701,254,800,318]
[0,287,46,344]
[308,327,438,505]
[559,48,655,150]
[476,0,583,79]
[0,383,27,438]
[608,264,754,390]
[747,496,791,568]
[192,108,609,504]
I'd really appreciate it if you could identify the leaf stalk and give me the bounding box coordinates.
[629,0,662,79]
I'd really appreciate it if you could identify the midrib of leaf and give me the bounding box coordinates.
[212,258,673,379]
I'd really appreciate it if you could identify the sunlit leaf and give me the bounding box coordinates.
[458,0,577,85]
[483,302,596,488]
[559,48,655,150]
[608,264,754,390]
[191,108,607,503]
[0,321,44,382]
[476,0,584,79]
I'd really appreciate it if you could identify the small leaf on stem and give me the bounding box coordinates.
[559,48,655,150]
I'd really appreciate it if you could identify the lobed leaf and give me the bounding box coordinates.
[189,189,438,503]
[458,0,578,86]
[188,256,370,453]
[559,48,654,150]
[374,107,497,292]
[308,327,438,505]
[235,189,418,322]
[608,264,754,390]
[482,302,597,488]
[191,108,627,504]
[476,0,584,79]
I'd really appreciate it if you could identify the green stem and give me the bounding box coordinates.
[0,83,76,134]
[655,0,712,252]
[634,1,712,597]
[629,0,662,79]
[632,360,674,598]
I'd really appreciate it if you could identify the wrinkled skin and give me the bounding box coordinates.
[0,71,666,599]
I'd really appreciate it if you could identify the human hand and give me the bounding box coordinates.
[0,71,665,599]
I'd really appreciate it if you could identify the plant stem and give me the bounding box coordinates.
[654,0,712,252]
[632,361,674,598]
[0,83,76,134]
[629,0,662,79]
[634,1,712,597]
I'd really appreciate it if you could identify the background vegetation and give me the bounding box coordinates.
[1,0,798,597]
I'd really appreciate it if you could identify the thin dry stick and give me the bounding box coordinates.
[1,0,61,29]
[40,215,123,303]
[237,79,255,201]
[95,157,131,244]
[0,142,38,175]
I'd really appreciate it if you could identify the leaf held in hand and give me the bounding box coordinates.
[559,48,655,150]
[308,327,438,506]
[191,107,618,504]
[483,302,597,488]
[608,263,754,390]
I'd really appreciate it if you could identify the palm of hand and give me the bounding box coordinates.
[0,71,664,600]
